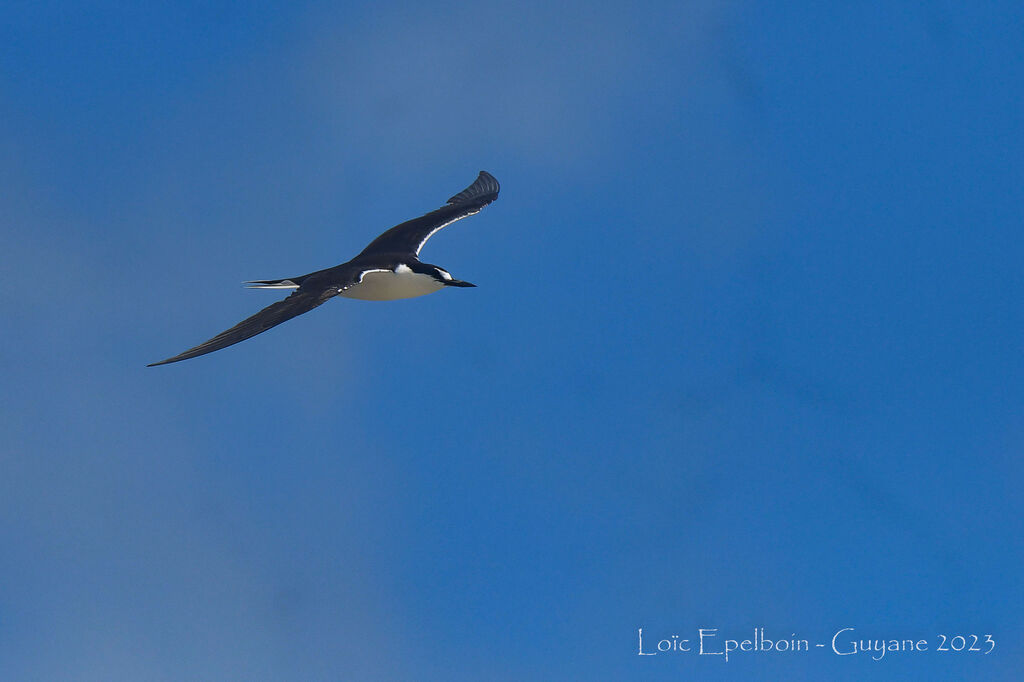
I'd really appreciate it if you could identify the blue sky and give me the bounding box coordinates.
[1,1,1022,680]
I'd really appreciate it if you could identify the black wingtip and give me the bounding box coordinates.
[447,170,500,206]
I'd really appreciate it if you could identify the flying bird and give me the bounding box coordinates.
[149,170,500,366]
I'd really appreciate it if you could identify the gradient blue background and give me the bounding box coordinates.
[2,1,1021,680]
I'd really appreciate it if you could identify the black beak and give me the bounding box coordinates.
[447,279,476,288]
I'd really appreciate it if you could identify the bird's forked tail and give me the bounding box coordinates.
[244,277,304,289]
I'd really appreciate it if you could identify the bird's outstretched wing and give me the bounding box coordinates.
[148,288,334,366]
[357,171,500,257]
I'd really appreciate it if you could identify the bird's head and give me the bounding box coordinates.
[428,265,475,288]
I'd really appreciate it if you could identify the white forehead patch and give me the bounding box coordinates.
[439,270,452,280]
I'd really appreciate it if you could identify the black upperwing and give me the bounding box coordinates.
[147,287,336,366]
[357,171,500,258]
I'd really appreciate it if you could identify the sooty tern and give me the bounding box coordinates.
[149,170,499,366]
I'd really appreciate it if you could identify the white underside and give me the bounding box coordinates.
[340,269,444,301]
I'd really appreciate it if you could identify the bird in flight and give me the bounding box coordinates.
[149,170,500,366]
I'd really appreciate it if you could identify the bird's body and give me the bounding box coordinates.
[149,171,499,366]
[338,262,446,301]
